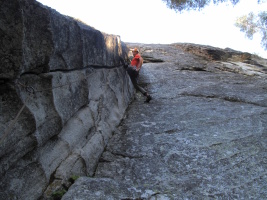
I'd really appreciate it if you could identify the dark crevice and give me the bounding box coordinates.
[142,55,164,63]
[110,151,144,159]
[155,128,184,134]
[85,126,96,141]
[19,65,124,76]
[90,65,124,69]
[0,78,12,84]
[48,65,94,73]
[228,62,239,66]
[244,60,267,69]
[0,79,14,92]
[180,93,265,107]
[209,142,223,148]
[98,157,112,163]
[151,192,162,197]
[20,71,41,76]
[180,67,207,71]
[49,173,58,185]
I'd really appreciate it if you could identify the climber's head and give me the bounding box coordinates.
[131,48,139,56]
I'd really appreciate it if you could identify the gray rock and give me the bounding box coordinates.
[49,10,83,71]
[62,177,162,200]
[0,66,134,199]
[0,0,126,79]
[0,0,133,199]
[0,161,47,200]
[64,43,267,199]
[1,0,267,199]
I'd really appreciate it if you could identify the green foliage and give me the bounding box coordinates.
[235,12,257,39]
[258,11,267,49]
[162,0,267,51]
[51,189,67,200]
[68,175,80,183]
[235,11,267,50]
[161,0,240,12]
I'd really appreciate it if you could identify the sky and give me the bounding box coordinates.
[36,0,267,58]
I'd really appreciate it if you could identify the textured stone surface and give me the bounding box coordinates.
[64,43,267,199]
[1,0,267,198]
[0,66,134,199]
[0,0,133,199]
[0,0,128,79]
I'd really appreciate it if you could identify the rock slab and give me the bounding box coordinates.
[64,43,267,199]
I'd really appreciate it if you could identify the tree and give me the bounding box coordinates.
[162,0,267,50]
[162,0,264,12]
[235,12,267,50]
[161,0,240,12]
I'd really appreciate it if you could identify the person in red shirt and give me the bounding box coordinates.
[120,48,152,103]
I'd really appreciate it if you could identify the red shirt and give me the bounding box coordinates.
[131,54,141,67]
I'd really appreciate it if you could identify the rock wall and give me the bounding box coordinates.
[0,0,133,199]
[62,43,267,199]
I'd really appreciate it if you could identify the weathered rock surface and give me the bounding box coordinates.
[0,0,128,79]
[64,43,267,199]
[0,0,133,199]
[1,0,267,199]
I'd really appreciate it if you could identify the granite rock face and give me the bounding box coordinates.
[0,0,133,199]
[0,0,128,79]
[64,43,267,199]
[1,0,267,199]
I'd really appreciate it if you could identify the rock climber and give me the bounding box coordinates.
[120,48,152,103]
